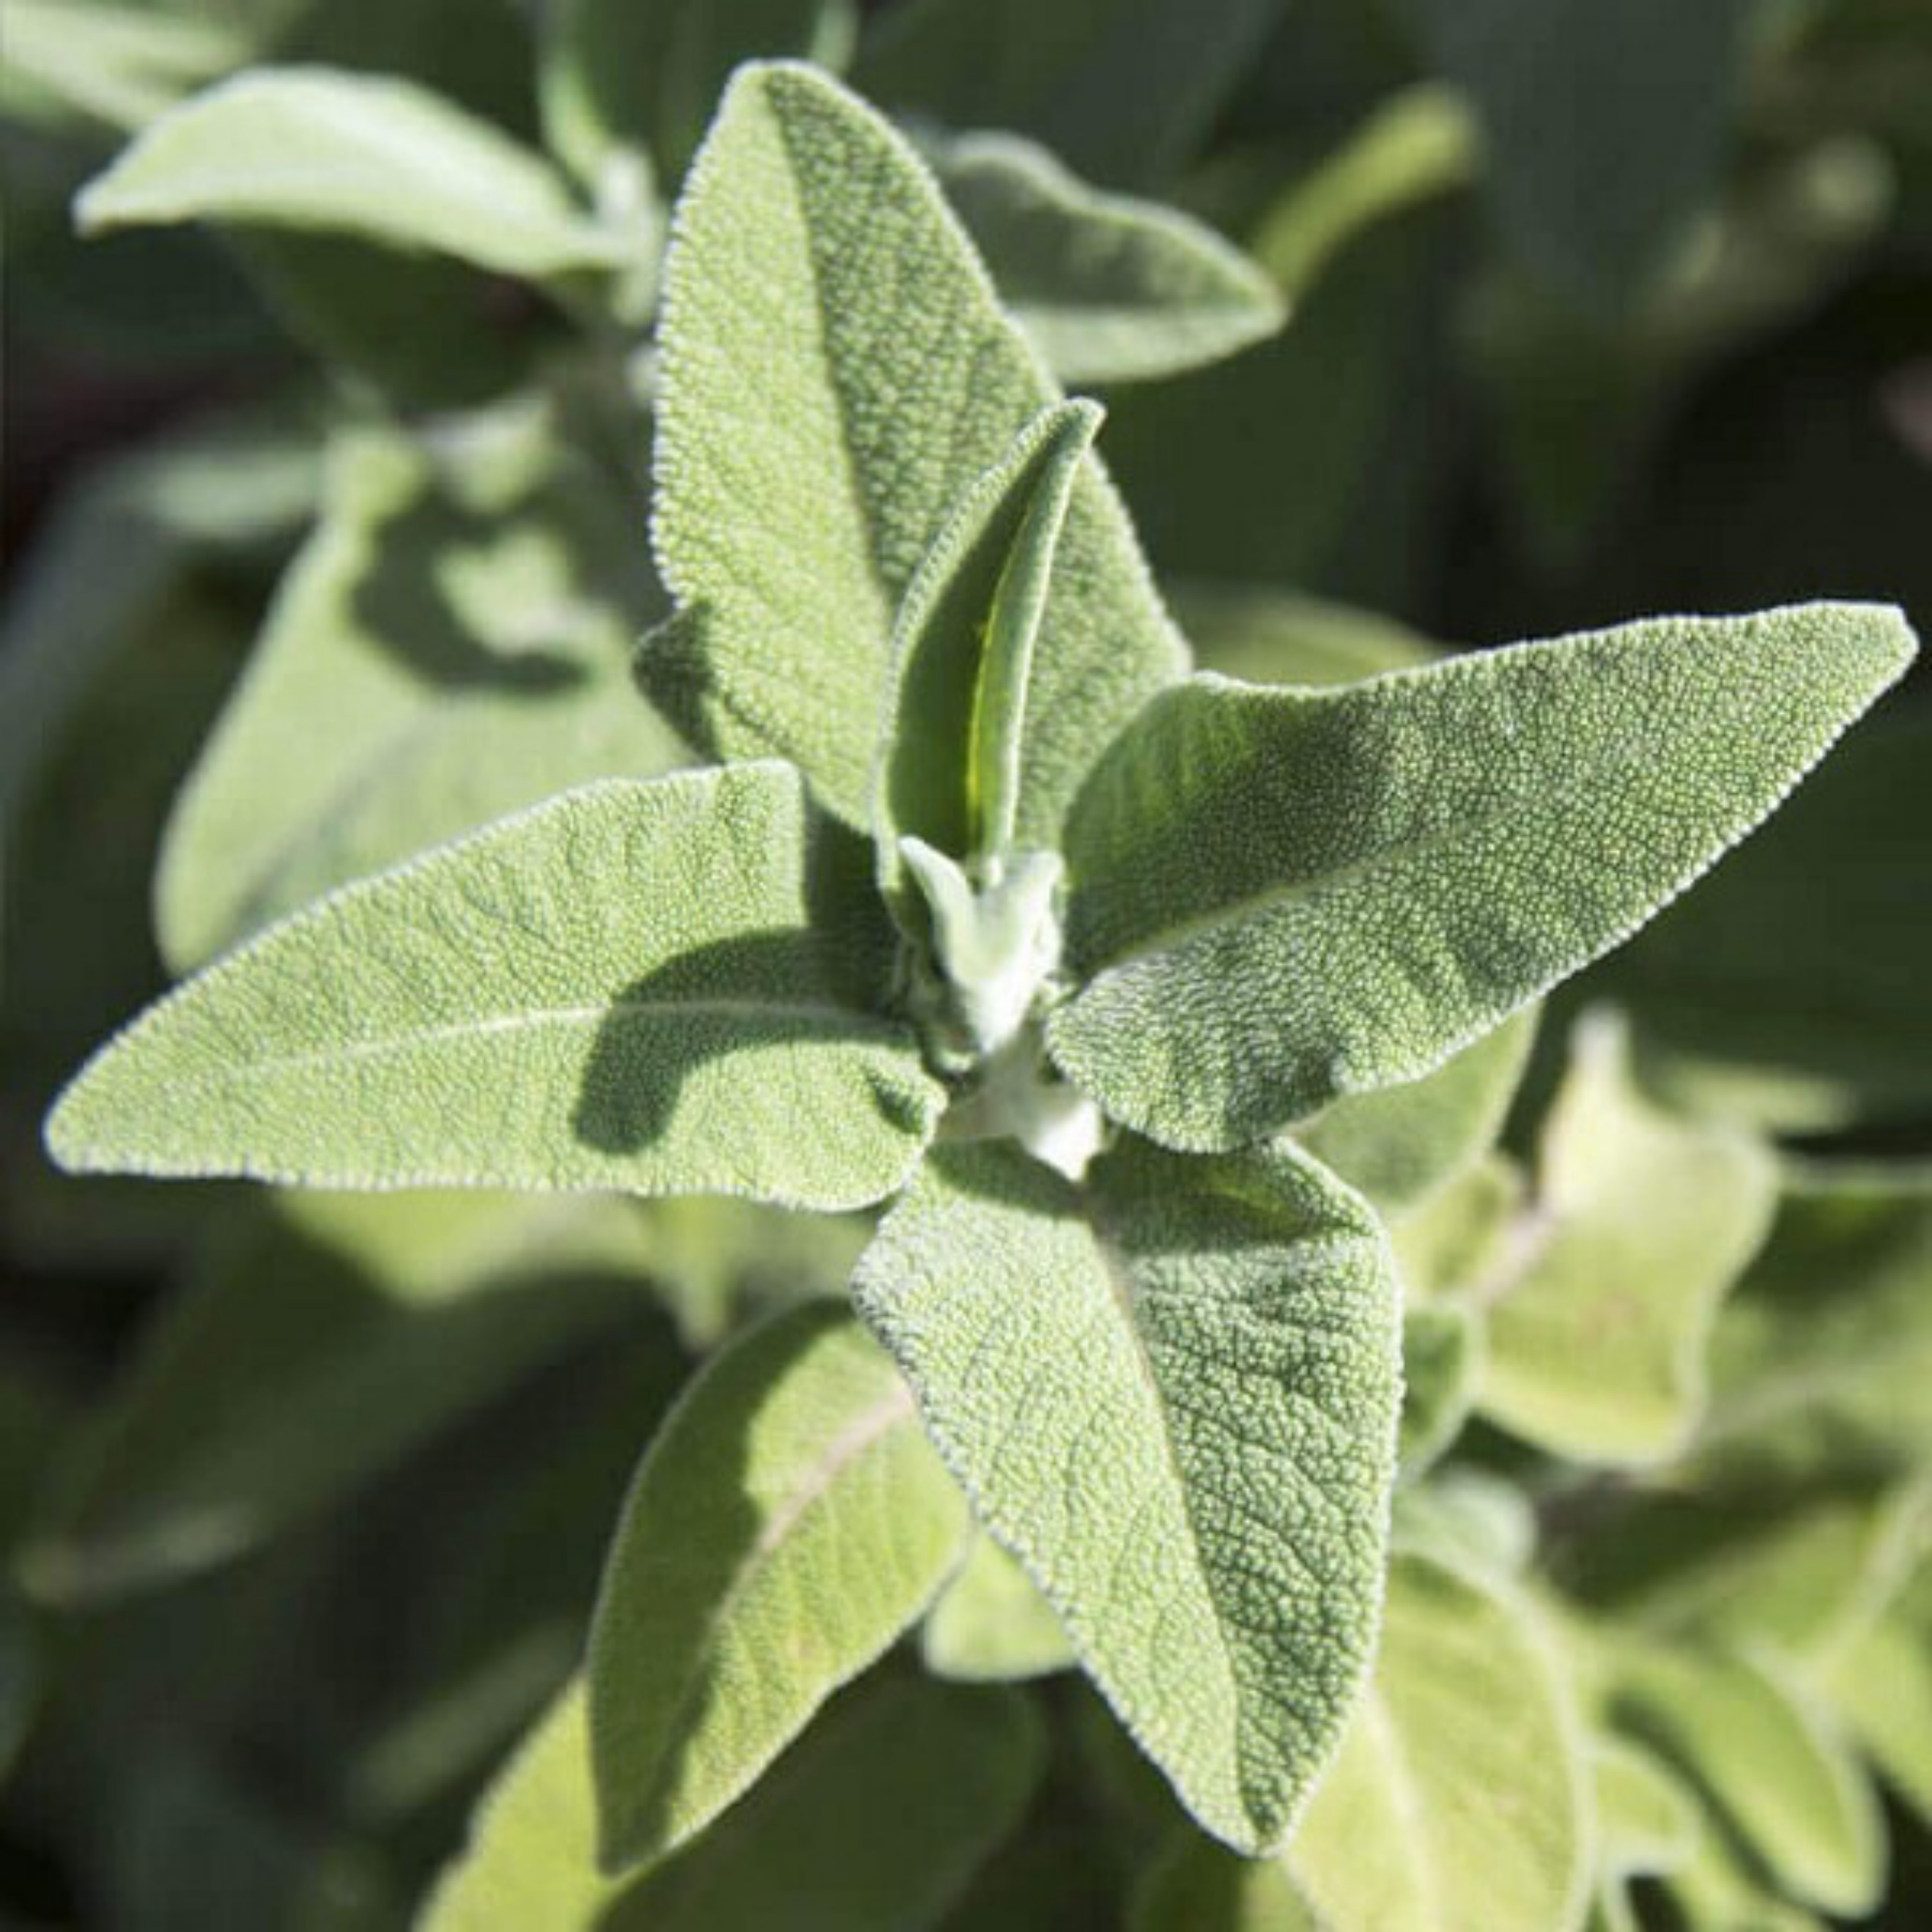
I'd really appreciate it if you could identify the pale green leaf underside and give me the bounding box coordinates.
[922,1531,1076,1683]
[2,0,243,133]
[646,60,1185,840]
[76,67,626,278]
[588,1303,969,1872]
[853,1135,1399,1853]
[1052,604,1915,1151]
[1286,1552,1589,1932]
[1479,1014,1777,1465]
[876,399,1100,895]
[158,414,687,970]
[923,125,1284,384]
[426,1670,1040,1931]
[49,766,943,1209]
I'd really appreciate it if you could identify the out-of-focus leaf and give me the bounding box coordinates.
[588,1303,969,1871]
[1285,1550,1589,1932]
[1399,1305,1481,1477]
[856,0,1285,190]
[1478,1013,1777,1464]
[427,1672,1043,1931]
[1822,1558,1932,1827]
[922,1532,1076,1684]
[1131,1832,1317,1931]
[0,1,245,133]
[1391,1154,1524,1303]
[77,67,628,279]
[157,403,686,969]
[1391,1469,1536,1578]
[922,126,1284,383]
[1173,583,1437,687]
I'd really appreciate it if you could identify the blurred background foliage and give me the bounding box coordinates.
[1,0,1928,1925]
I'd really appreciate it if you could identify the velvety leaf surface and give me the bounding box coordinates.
[922,1531,1076,1684]
[427,1672,1041,1931]
[1402,0,1758,301]
[1285,1551,1589,1932]
[588,1302,969,1871]
[76,67,627,277]
[1051,604,1915,1151]
[50,766,944,1207]
[925,127,1284,383]
[853,1135,1399,1853]
[1478,1014,1777,1464]
[158,407,687,969]
[645,60,1185,838]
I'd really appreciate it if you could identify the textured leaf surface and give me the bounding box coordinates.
[428,1673,1041,1931]
[875,400,1100,891]
[1051,604,1915,1151]
[1613,1645,1884,1917]
[1285,1551,1589,1932]
[588,1303,969,1870]
[76,67,626,277]
[159,410,687,969]
[925,127,1283,383]
[645,60,1185,837]
[1404,0,1757,301]
[51,766,943,1207]
[1478,1014,1777,1464]
[922,1531,1076,1683]
[854,1136,1399,1852]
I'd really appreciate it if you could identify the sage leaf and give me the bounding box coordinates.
[924,127,1284,384]
[876,399,1100,897]
[1174,582,1437,689]
[1296,1009,1536,1220]
[1051,603,1917,1152]
[158,410,687,969]
[428,1672,1041,1931]
[922,1531,1076,1684]
[1132,1832,1317,1931]
[49,766,944,1208]
[853,1135,1399,1854]
[1285,1551,1589,1932]
[1391,1154,1524,1303]
[645,60,1185,838]
[1402,0,1758,303]
[1,0,243,133]
[1612,1644,1885,1918]
[1399,1305,1480,1478]
[1478,1013,1777,1465]
[1824,1585,1932,1828]
[76,67,629,278]
[588,1302,969,1871]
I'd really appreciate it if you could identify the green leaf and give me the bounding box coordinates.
[1132,1832,1317,1931]
[1589,1739,1700,1932]
[0,0,244,133]
[49,765,944,1209]
[1399,1305,1481,1478]
[541,0,855,188]
[76,67,629,279]
[1824,1586,1932,1828]
[157,407,687,969]
[1390,1154,1525,1303]
[1402,0,1758,303]
[922,1531,1076,1684]
[427,1671,1043,1931]
[1611,1644,1885,1918]
[855,0,1285,191]
[1174,583,1437,689]
[853,1135,1399,1854]
[1477,1013,1777,1464]
[645,59,1185,838]
[922,127,1284,384]
[1285,1550,1589,1932]
[1051,604,1916,1152]
[1295,1010,1536,1220]
[588,1302,969,1871]
[876,399,1101,895]
[1391,1469,1537,1580]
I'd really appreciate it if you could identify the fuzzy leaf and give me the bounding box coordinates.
[853,1136,1399,1853]
[1285,1551,1589,1932]
[75,67,627,278]
[1051,604,1916,1152]
[588,1303,969,1871]
[49,766,944,1208]
[922,1531,1076,1684]
[426,1673,1042,1930]
[157,410,687,970]
[924,127,1284,383]
[645,60,1185,838]
[876,399,1100,892]
[1478,1013,1777,1464]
